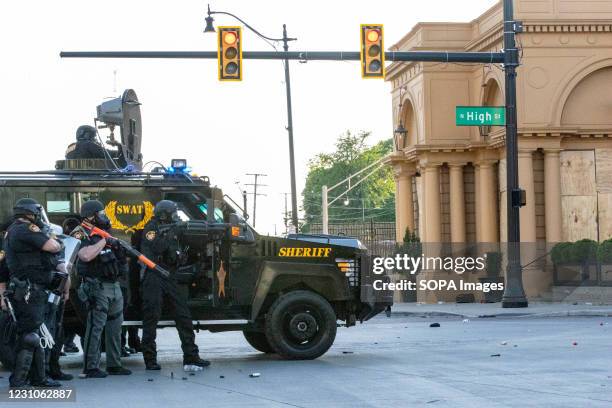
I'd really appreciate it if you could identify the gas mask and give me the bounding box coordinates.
[93,211,112,231]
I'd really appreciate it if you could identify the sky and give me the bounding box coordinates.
[0,0,498,235]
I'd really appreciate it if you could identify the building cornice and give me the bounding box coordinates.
[523,21,612,33]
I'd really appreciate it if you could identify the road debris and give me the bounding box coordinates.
[342,351,354,354]
[462,319,470,323]
[490,354,501,357]
[430,323,441,328]
[500,341,508,346]
[250,373,261,378]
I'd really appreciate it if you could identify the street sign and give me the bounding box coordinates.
[456,106,505,126]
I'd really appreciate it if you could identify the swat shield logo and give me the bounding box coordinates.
[105,200,154,233]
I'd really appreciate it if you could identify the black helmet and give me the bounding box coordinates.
[13,198,42,218]
[80,200,105,218]
[76,125,97,142]
[154,200,179,222]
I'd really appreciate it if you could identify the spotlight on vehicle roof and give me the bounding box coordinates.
[171,159,187,170]
[169,159,191,174]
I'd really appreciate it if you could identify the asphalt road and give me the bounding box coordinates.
[1,315,611,407]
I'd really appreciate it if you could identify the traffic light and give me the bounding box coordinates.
[360,24,385,79]
[218,26,242,81]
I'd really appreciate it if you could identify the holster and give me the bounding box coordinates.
[8,278,29,302]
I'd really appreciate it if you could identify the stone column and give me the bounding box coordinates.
[544,149,562,243]
[394,165,415,242]
[449,163,466,243]
[518,149,537,242]
[479,161,498,243]
[423,164,441,242]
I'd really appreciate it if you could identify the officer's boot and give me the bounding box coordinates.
[184,356,211,369]
[49,357,74,381]
[30,348,61,388]
[9,349,34,388]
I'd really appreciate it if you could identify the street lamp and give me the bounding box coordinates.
[394,122,407,151]
[205,4,300,232]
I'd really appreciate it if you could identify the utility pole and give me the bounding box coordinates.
[282,192,291,235]
[242,190,248,219]
[246,173,267,228]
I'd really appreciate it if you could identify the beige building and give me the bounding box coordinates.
[386,0,612,301]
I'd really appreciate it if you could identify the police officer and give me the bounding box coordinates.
[140,200,210,370]
[4,198,62,388]
[65,125,106,160]
[73,200,131,377]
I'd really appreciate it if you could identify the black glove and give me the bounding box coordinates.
[106,237,121,250]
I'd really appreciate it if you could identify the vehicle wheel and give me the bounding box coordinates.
[265,290,337,360]
[242,330,275,353]
[0,312,17,370]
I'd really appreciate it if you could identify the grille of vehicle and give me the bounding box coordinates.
[336,258,360,287]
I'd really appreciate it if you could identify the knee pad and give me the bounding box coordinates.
[22,332,41,349]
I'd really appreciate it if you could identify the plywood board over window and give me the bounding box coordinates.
[599,193,612,241]
[596,149,612,194]
[560,150,598,242]
[561,150,596,196]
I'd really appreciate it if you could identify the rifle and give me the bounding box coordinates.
[157,220,227,240]
[80,222,170,278]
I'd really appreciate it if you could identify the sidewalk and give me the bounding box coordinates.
[390,302,612,318]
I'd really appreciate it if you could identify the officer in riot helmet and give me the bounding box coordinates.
[140,200,210,370]
[65,125,106,160]
[4,198,63,388]
[72,200,131,377]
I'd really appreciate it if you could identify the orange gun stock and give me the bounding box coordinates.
[81,222,170,278]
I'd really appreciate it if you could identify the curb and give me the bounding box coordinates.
[390,310,612,319]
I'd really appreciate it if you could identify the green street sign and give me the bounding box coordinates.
[456,106,505,126]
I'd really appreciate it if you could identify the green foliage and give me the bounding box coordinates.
[485,252,502,277]
[301,130,395,230]
[402,228,420,243]
[597,239,612,264]
[551,239,599,264]
[395,227,422,275]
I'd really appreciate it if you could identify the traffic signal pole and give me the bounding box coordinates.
[60,0,527,307]
[61,50,505,64]
[501,0,528,307]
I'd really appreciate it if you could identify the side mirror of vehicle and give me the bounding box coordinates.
[229,213,255,243]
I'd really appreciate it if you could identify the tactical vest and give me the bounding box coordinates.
[5,222,53,285]
[78,244,121,282]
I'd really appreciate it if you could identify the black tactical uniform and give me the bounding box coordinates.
[73,200,131,377]
[140,200,209,370]
[4,199,61,388]
[65,125,106,160]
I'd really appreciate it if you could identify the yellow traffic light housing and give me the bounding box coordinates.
[360,24,385,79]
[218,26,242,81]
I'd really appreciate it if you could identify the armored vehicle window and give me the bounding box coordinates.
[46,192,71,213]
[197,203,224,223]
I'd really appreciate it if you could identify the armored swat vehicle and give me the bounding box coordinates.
[0,90,392,364]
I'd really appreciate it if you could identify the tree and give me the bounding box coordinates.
[301,130,395,231]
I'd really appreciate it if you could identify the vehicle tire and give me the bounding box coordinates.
[242,330,275,353]
[264,290,337,360]
[0,312,17,370]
